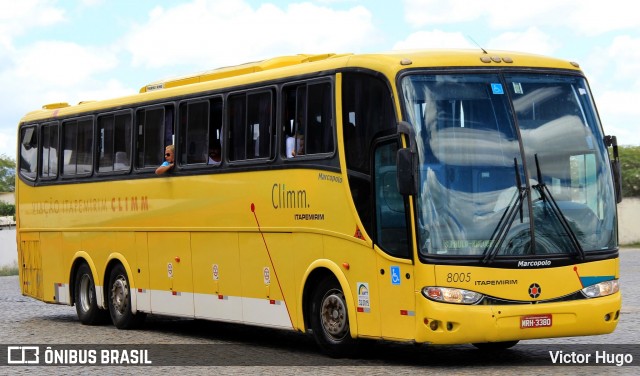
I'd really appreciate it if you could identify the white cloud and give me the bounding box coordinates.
[0,72,134,158]
[392,30,473,50]
[0,38,127,158]
[595,90,640,146]
[0,0,65,40]
[401,0,572,29]
[1,39,128,114]
[13,41,118,87]
[583,35,640,146]
[603,35,640,84]
[402,0,485,27]
[402,0,640,36]
[562,2,640,36]
[123,0,378,69]
[392,28,558,55]
[79,0,105,6]
[487,27,559,56]
[76,79,134,104]
[0,131,16,159]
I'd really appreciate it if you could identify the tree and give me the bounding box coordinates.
[619,146,640,198]
[0,154,16,193]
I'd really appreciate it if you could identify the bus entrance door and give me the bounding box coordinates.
[372,140,416,339]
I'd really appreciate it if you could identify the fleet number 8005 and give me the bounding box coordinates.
[446,272,471,283]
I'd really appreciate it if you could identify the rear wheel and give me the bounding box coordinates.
[74,263,110,325]
[309,277,355,357]
[107,264,146,329]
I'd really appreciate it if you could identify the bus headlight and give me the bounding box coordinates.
[422,286,483,304]
[581,279,619,298]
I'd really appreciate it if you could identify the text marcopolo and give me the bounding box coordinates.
[518,260,552,267]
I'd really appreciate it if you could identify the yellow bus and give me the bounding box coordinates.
[16,50,622,355]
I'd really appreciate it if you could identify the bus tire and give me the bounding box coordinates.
[309,276,356,357]
[74,263,110,325]
[472,340,519,350]
[107,264,146,329]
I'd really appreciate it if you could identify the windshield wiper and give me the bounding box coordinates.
[532,154,586,260]
[482,158,527,264]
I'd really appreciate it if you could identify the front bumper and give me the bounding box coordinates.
[415,292,621,344]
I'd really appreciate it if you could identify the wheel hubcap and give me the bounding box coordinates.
[111,276,128,316]
[320,290,348,339]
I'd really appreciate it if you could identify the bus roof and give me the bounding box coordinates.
[20,49,582,124]
[139,53,351,93]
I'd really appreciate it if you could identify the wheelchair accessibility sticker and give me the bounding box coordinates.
[390,266,401,285]
[491,83,504,94]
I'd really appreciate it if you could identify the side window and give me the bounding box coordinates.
[62,118,94,176]
[282,81,334,158]
[374,141,409,258]
[228,94,246,161]
[342,73,396,174]
[98,112,132,173]
[136,105,173,169]
[209,98,223,165]
[40,122,59,179]
[179,100,209,164]
[228,90,274,161]
[19,126,38,181]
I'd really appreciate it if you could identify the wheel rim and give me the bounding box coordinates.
[110,275,129,318]
[320,289,348,340]
[79,274,93,313]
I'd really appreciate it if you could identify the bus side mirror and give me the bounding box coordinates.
[397,148,416,196]
[396,121,418,196]
[605,135,623,204]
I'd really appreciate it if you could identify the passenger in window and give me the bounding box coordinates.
[208,143,221,165]
[155,145,175,175]
[286,133,304,158]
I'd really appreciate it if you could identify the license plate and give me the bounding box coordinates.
[520,314,552,329]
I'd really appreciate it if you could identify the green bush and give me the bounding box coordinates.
[0,201,14,216]
[619,146,640,198]
[0,261,18,276]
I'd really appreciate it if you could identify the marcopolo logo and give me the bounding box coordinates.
[518,259,552,268]
[528,283,542,299]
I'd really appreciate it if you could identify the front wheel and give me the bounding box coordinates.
[107,264,146,329]
[309,277,356,357]
[74,263,110,325]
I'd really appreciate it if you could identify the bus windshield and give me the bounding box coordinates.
[401,72,617,259]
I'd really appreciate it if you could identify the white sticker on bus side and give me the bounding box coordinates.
[263,267,270,285]
[212,264,219,280]
[167,263,173,278]
[357,282,370,310]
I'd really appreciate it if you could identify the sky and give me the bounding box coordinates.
[1,0,639,159]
